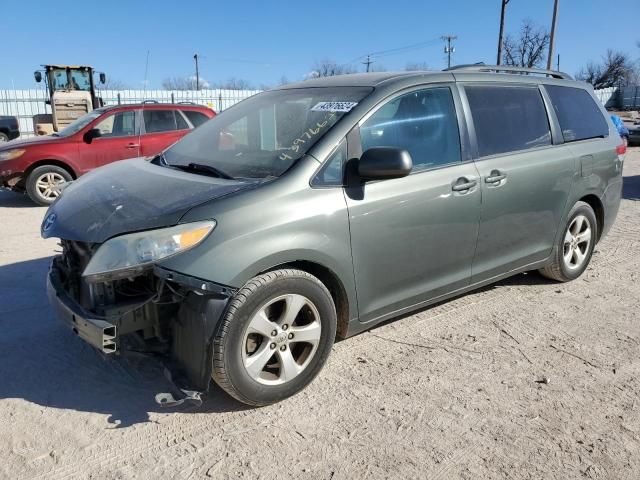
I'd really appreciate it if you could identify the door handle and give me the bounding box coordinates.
[485,170,507,185]
[126,143,140,149]
[451,178,477,192]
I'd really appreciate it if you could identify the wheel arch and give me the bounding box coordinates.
[261,260,351,339]
[578,194,604,242]
[24,159,78,181]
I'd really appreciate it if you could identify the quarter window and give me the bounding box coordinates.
[182,110,210,128]
[143,110,177,133]
[545,85,608,142]
[94,110,137,137]
[465,86,551,157]
[360,87,461,170]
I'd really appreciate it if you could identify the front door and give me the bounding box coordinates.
[460,84,575,283]
[79,109,140,169]
[345,86,481,324]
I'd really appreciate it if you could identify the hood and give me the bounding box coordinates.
[41,158,256,243]
[2,134,62,149]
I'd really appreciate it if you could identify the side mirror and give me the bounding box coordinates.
[99,73,106,84]
[83,128,102,144]
[358,147,412,180]
[34,71,42,83]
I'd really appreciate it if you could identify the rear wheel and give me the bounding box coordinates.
[539,201,597,282]
[0,132,9,143]
[212,269,336,406]
[26,165,72,206]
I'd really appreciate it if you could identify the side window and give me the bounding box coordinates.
[545,85,609,142]
[143,110,177,133]
[465,85,551,157]
[94,111,137,137]
[175,111,190,130]
[360,87,461,170]
[311,141,347,186]
[182,110,209,128]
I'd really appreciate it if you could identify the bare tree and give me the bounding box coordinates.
[502,20,550,68]
[100,78,128,90]
[405,61,430,71]
[307,59,357,78]
[217,77,253,90]
[162,76,210,90]
[576,50,636,88]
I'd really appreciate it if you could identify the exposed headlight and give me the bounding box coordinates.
[82,220,215,280]
[0,149,25,161]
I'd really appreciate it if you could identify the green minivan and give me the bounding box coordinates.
[43,66,624,406]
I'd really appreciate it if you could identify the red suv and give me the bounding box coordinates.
[0,103,215,205]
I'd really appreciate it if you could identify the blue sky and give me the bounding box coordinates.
[3,0,639,89]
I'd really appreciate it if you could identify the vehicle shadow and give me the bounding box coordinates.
[0,256,247,428]
[623,174,640,200]
[350,269,556,339]
[0,190,39,208]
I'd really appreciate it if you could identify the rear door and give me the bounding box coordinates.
[460,83,575,283]
[139,109,191,157]
[345,85,481,323]
[78,109,140,169]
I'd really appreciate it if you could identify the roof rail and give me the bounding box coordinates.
[444,64,573,80]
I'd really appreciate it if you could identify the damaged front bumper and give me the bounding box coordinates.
[47,256,235,399]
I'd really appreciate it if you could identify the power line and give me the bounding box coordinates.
[347,37,441,65]
[441,35,457,69]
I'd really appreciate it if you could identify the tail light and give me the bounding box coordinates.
[616,143,627,156]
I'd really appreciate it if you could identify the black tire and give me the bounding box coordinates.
[0,132,9,143]
[26,165,72,206]
[539,201,597,282]
[212,269,337,406]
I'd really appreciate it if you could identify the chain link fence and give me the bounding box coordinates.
[0,88,261,137]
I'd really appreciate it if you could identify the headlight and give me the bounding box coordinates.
[0,149,25,161]
[82,220,215,280]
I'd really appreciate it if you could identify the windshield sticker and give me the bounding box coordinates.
[311,101,358,113]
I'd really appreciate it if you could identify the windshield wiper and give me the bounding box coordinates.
[172,162,235,180]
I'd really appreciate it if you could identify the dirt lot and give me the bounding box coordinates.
[1,149,639,480]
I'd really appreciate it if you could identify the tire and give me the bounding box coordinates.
[212,269,337,406]
[0,132,8,143]
[26,165,73,206]
[539,201,597,282]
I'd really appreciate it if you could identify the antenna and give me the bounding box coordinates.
[139,49,150,157]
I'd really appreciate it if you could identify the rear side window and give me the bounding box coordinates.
[182,110,209,128]
[465,85,551,157]
[175,111,190,130]
[360,87,461,171]
[143,110,177,133]
[545,85,608,142]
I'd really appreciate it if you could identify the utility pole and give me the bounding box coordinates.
[546,0,559,70]
[193,53,200,90]
[496,0,510,65]
[442,35,457,69]
[362,55,372,72]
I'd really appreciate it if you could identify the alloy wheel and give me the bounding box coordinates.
[35,172,66,200]
[562,214,592,270]
[242,293,322,385]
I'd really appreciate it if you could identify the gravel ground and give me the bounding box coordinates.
[1,148,639,480]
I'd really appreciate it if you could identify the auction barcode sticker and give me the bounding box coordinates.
[311,101,358,113]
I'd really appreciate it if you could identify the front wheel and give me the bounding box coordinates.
[539,201,597,282]
[26,165,72,206]
[212,269,336,406]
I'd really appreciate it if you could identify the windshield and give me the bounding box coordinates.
[163,87,373,179]
[55,108,106,137]
[49,68,92,92]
